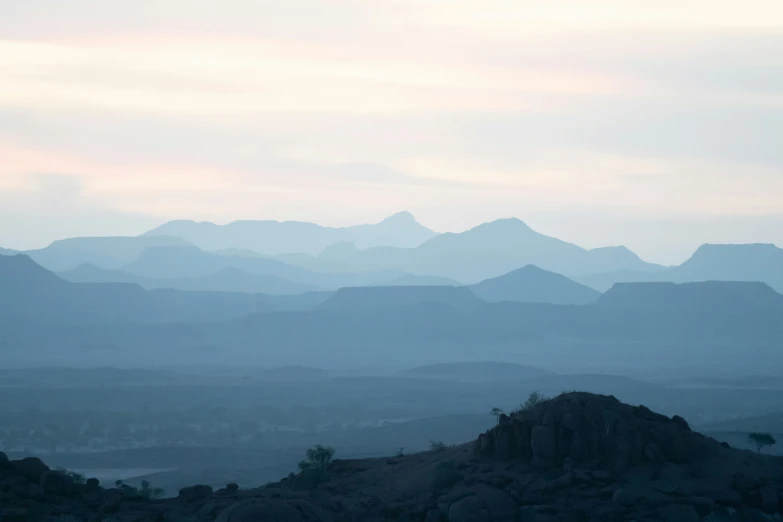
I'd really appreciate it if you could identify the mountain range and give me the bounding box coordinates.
[3,252,782,372]
[265,218,663,283]
[0,254,328,324]
[5,214,781,295]
[142,211,437,255]
[576,243,783,293]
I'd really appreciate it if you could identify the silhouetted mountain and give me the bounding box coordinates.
[0,255,328,325]
[674,243,783,290]
[373,274,461,286]
[399,362,554,382]
[121,245,408,290]
[0,246,19,255]
[274,218,660,283]
[599,281,783,314]
[576,243,783,292]
[319,285,484,311]
[21,235,192,272]
[149,288,333,317]
[61,263,317,295]
[317,241,361,259]
[469,265,601,304]
[142,211,436,255]
[0,254,165,324]
[701,411,783,433]
[4,258,783,371]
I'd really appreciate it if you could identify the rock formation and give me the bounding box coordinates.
[2,393,782,521]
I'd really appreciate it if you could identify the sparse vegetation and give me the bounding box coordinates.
[114,479,165,499]
[55,467,85,484]
[490,407,504,425]
[518,391,548,412]
[430,440,447,452]
[396,447,405,457]
[748,432,776,453]
[298,444,335,472]
[431,460,463,492]
[295,445,336,490]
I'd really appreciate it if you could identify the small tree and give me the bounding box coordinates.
[748,432,777,453]
[519,391,547,412]
[296,445,335,491]
[298,445,335,472]
[139,479,165,499]
[490,407,504,426]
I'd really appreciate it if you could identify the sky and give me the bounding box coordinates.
[1,0,782,264]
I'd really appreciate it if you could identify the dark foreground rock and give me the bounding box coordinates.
[2,393,782,521]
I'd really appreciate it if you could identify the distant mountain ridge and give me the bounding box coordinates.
[319,285,484,311]
[120,245,413,290]
[8,217,782,295]
[18,235,193,272]
[4,255,783,371]
[142,211,437,255]
[0,254,330,325]
[577,243,783,292]
[61,263,318,295]
[399,361,554,382]
[269,218,662,283]
[468,264,601,304]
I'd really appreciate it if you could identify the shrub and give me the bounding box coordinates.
[430,440,447,452]
[517,391,548,412]
[295,445,336,490]
[114,479,164,499]
[55,467,86,484]
[298,444,335,472]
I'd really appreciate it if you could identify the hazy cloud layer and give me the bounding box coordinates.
[1,1,782,262]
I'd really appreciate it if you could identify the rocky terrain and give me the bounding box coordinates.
[2,393,782,521]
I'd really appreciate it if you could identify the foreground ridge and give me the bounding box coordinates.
[2,393,782,521]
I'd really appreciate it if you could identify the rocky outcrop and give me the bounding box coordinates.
[2,393,782,522]
[476,392,698,470]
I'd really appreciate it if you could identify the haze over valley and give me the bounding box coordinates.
[2,2,783,520]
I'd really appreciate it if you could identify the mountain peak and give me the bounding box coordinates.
[471,217,534,235]
[378,211,419,225]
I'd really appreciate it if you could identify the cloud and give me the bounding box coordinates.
[1,1,782,261]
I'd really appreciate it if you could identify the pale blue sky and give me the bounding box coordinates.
[1,0,782,263]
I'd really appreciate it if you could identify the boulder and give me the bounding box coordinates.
[178,484,213,502]
[13,457,49,482]
[40,470,72,495]
[448,495,490,522]
[688,496,715,517]
[473,484,517,521]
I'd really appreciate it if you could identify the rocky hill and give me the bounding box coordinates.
[2,393,782,521]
